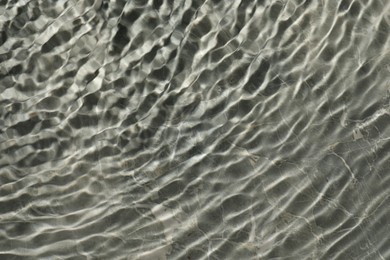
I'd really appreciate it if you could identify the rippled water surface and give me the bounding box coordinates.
[1,0,390,259]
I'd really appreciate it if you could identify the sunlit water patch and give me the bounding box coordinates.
[1,0,390,259]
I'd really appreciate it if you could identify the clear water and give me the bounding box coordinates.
[0,0,390,259]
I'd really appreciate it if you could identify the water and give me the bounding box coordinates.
[0,0,389,259]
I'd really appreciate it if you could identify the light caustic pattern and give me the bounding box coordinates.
[0,0,390,259]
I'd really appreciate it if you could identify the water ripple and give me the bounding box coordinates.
[1,0,390,259]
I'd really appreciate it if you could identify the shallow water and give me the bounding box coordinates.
[0,0,390,259]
